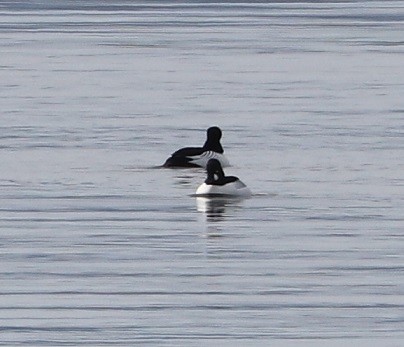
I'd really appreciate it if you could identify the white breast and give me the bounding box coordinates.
[190,151,230,168]
[195,180,251,197]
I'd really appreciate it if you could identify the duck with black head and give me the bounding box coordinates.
[163,127,230,168]
[195,159,251,197]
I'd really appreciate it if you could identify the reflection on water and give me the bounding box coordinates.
[196,196,246,223]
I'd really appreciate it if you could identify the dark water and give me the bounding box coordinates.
[1,1,403,345]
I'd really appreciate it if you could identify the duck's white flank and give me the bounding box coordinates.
[195,180,251,197]
[190,151,230,168]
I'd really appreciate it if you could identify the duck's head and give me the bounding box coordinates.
[204,127,223,153]
[206,158,222,173]
[205,158,225,184]
[206,126,222,141]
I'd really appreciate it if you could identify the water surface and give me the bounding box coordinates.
[1,1,403,345]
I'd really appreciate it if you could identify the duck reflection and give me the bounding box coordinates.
[196,196,244,223]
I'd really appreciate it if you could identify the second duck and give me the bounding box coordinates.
[163,126,230,168]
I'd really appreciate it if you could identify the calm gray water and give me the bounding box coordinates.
[1,0,403,345]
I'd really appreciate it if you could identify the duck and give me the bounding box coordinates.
[195,158,251,197]
[163,126,230,168]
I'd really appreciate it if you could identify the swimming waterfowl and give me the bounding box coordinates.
[195,158,251,197]
[163,126,230,168]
